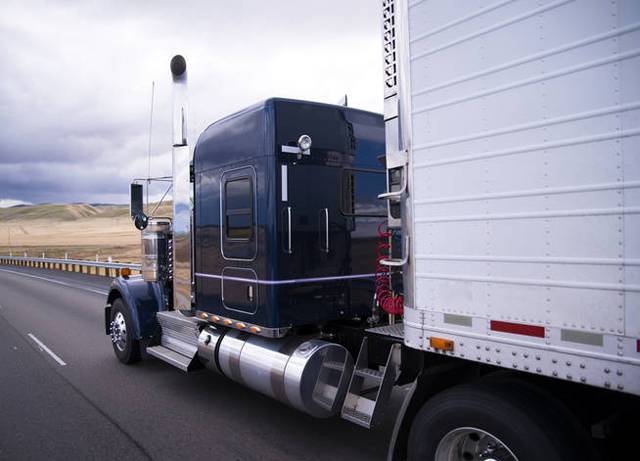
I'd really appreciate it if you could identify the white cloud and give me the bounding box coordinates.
[0,199,32,208]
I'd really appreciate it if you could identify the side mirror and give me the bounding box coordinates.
[130,183,148,230]
[130,183,144,218]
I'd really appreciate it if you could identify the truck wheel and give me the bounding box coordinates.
[109,298,140,364]
[407,381,592,461]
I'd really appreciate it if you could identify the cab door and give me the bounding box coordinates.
[279,162,345,280]
[220,166,258,315]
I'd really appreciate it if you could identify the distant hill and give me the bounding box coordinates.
[0,202,172,222]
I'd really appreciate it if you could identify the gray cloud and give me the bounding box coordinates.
[0,0,383,205]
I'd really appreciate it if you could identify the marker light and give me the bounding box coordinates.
[120,267,131,279]
[249,326,261,334]
[199,312,208,320]
[223,319,232,326]
[430,337,454,351]
[234,322,246,329]
[210,315,220,322]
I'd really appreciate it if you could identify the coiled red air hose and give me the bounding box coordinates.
[374,223,403,315]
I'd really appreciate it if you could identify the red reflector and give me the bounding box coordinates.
[490,320,545,338]
[637,339,640,353]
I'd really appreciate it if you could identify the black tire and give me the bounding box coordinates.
[109,298,141,364]
[407,381,595,461]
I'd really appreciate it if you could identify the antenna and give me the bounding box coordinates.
[146,81,155,209]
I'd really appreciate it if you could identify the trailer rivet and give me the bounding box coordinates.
[496,360,501,365]
[580,363,586,369]
[552,358,557,364]
[512,352,517,357]
[512,363,518,368]
[524,366,529,371]
[536,368,542,373]
[604,368,610,374]
[617,384,624,390]
[536,355,541,360]
[552,371,558,376]
[580,377,586,383]
[616,370,622,376]
[523,353,528,358]
[604,381,611,388]
[567,375,572,380]
[566,361,571,366]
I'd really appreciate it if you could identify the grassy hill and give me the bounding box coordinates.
[0,202,172,262]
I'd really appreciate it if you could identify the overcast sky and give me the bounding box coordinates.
[0,0,383,207]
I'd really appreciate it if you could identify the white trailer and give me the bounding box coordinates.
[377,0,640,459]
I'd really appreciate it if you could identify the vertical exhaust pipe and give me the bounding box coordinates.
[170,55,193,312]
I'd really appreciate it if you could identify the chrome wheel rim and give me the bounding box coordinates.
[110,312,127,352]
[435,427,519,461]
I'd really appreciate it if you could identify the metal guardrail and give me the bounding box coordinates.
[0,255,141,277]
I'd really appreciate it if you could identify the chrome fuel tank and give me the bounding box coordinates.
[197,327,353,418]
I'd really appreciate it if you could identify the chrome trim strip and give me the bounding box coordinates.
[195,272,374,285]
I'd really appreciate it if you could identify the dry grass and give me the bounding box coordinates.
[0,202,172,263]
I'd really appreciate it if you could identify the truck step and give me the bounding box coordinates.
[340,337,401,429]
[354,367,385,384]
[149,311,200,371]
[341,405,373,427]
[146,345,196,372]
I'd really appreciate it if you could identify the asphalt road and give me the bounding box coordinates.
[0,265,397,461]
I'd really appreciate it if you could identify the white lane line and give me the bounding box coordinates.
[28,333,67,366]
[0,267,108,296]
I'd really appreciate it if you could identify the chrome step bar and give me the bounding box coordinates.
[340,337,401,429]
[146,310,200,372]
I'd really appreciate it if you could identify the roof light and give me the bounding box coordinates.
[223,319,232,326]
[234,322,246,329]
[297,134,312,152]
[249,326,261,334]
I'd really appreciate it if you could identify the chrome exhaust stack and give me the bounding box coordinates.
[170,55,193,311]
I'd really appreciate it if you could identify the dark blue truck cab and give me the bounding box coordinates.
[193,98,385,336]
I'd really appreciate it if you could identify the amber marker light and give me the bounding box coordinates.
[210,315,220,322]
[120,268,131,279]
[430,337,454,351]
[223,319,232,325]
[249,326,261,334]
[234,322,246,329]
[199,312,208,320]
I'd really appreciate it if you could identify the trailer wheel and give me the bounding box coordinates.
[407,381,592,461]
[109,298,140,364]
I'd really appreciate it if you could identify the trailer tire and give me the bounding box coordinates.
[109,298,141,364]
[407,381,592,461]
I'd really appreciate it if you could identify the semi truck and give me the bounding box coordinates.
[105,1,640,459]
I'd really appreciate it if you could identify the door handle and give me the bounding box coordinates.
[320,208,329,253]
[285,206,292,254]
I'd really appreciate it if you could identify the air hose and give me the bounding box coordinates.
[374,222,404,315]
